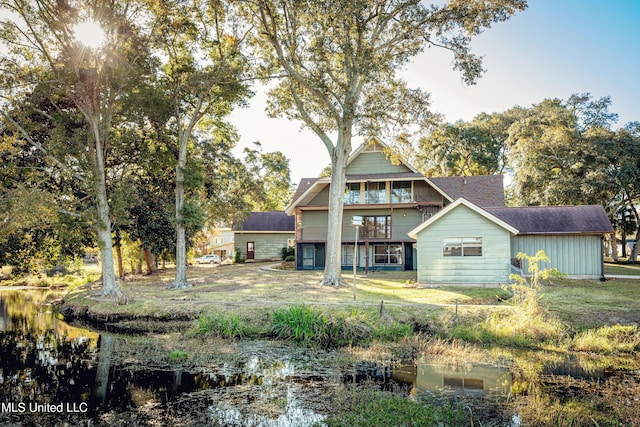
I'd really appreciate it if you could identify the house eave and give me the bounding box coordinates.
[408,197,519,239]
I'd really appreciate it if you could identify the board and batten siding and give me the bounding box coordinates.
[415,205,511,285]
[511,235,603,278]
[234,232,294,261]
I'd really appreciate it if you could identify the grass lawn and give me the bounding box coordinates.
[604,261,640,276]
[60,262,640,333]
[543,276,640,329]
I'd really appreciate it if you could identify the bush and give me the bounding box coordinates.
[281,246,295,260]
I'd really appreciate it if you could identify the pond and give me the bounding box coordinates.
[0,289,638,426]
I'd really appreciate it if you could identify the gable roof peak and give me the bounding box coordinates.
[347,138,419,173]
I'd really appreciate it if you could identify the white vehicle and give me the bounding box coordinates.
[196,254,221,264]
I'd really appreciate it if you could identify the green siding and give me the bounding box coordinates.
[346,152,412,174]
[303,209,423,242]
[307,186,330,206]
[415,205,511,285]
[391,209,423,240]
[301,211,328,240]
[234,232,294,261]
[511,235,602,277]
[414,181,446,203]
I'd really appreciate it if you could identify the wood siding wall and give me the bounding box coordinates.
[300,208,422,241]
[415,205,511,284]
[511,235,603,277]
[234,232,294,261]
[347,151,412,174]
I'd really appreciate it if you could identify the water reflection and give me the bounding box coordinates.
[346,360,512,399]
[1,289,638,426]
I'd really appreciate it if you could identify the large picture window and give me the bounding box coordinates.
[374,244,402,264]
[443,237,483,257]
[363,215,391,239]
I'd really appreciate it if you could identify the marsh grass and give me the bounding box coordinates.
[196,312,247,338]
[571,324,640,354]
[269,305,415,348]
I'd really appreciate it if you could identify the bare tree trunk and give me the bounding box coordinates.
[115,241,124,279]
[322,137,351,286]
[95,158,120,297]
[629,234,640,263]
[143,248,157,275]
[625,193,640,263]
[607,234,619,261]
[170,131,190,289]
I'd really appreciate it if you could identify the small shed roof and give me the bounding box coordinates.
[486,205,614,235]
[235,211,295,232]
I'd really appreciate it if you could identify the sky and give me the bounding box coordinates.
[229,0,640,185]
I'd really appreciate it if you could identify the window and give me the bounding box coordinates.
[374,244,402,264]
[443,237,483,257]
[341,244,356,266]
[365,182,386,204]
[344,183,361,204]
[391,181,412,203]
[363,215,391,239]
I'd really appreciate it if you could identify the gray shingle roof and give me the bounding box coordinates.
[290,178,318,205]
[429,175,505,207]
[486,205,614,235]
[236,211,295,232]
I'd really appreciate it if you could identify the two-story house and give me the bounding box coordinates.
[285,138,505,272]
[287,138,613,284]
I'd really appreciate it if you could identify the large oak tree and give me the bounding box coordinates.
[243,0,527,286]
[0,0,152,296]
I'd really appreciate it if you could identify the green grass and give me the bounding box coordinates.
[571,324,640,354]
[0,264,100,288]
[323,389,475,427]
[543,277,640,329]
[195,312,248,338]
[58,265,640,355]
[604,261,640,276]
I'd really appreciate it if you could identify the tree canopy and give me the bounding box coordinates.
[243,0,527,285]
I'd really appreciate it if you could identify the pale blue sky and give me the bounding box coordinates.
[230,1,640,184]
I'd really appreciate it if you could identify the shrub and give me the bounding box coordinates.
[281,246,295,260]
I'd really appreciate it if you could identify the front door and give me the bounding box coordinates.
[246,242,255,260]
[301,244,315,268]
